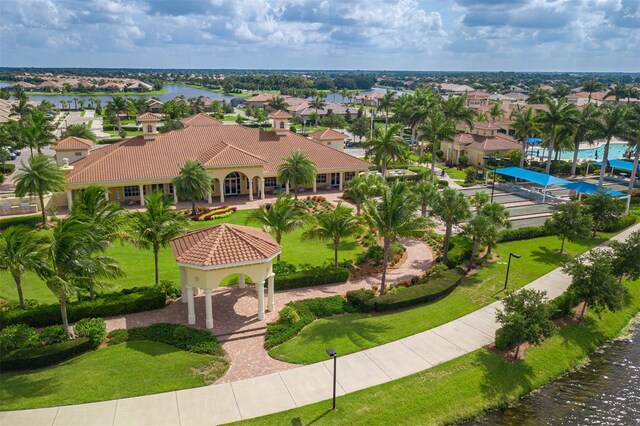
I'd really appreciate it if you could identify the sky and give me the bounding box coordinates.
[1,0,639,72]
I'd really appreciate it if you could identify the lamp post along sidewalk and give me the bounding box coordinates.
[326,348,337,410]
[504,252,521,290]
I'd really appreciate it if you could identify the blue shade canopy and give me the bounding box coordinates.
[495,166,571,187]
[592,159,640,172]
[563,181,626,197]
[526,137,543,144]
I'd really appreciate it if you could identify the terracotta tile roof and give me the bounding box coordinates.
[51,136,94,150]
[310,128,346,140]
[65,125,369,184]
[468,90,491,99]
[170,224,281,267]
[137,112,162,121]
[180,113,223,127]
[269,110,292,118]
[455,132,521,151]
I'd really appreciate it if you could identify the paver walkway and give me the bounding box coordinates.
[2,224,638,426]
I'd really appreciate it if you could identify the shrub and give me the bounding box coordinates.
[0,287,167,328]
[156,280,181,299]
[38,325,67,346]
[273,261,297,276]
[74,318,107,347]
[600,214,636,232]
[106,328,128,345]
[550,289,579,320]
[0,214,41,230]
[437,180,449,188]
[274,267,349,290]
[445,236,474,268]
[0,324,37,351]
[346,289,376,313]
[0,338,92,371]
[495,326,516,350]
[279,306,301,324]
[498,226,553,242]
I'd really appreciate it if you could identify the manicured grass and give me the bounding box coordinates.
[234,280,640,426]
[444,167,467,180]
[0,341,218,411]
[269,234,610,364]
[0,209,364,304]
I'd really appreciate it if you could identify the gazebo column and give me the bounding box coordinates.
[204,289,213,329]
[339,172,344,191]
[238,273,246,289]
[256,280,265,320]
[219,179,225,203]
[173,189,178,204]
[267,274,275,311]
[313,179,317,193]
[139,185,145,206]
[180,266,187,304]
[187,286,196,325]
[248,178,253,201]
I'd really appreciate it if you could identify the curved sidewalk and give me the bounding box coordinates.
[2,224,638,426]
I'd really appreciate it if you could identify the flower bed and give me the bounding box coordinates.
[193,205,237,221]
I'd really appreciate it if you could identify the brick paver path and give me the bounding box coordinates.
[104,238,434,382]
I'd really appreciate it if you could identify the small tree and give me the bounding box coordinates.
[414,181,438,217]
[173,160,212,216]
[562,249,628,321]
[544,202,593,253]
[495,288,554,360]
[462,215,498,268]
[610,230,640,283]
[344,173,387,215]
[277,150,317,199]
[433,188,472,264]
[14,154,65,226]
[584,189,625,236]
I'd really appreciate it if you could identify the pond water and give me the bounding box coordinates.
[470,319,640,425]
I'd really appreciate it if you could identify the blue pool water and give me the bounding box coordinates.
[532,143,631,161]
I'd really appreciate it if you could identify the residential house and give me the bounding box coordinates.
[309,128,347,151]
[443,121,522,166]
[51,136,94,166]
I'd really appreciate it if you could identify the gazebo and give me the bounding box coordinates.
[170,224,282,329]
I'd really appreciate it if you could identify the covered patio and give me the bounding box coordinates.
[494,166,570,202]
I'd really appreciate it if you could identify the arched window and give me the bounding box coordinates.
[147,125,152,133]
[279,121,285,129]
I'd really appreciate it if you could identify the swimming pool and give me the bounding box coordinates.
[530,143,630,161]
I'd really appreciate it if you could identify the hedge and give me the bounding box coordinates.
[1,163,15,174]
[498,226,554,242]
[600,214,637,232]
[445,236,474,268]
[0,288,166,328]
[0,214,41,230]
[0,338,92,371]
[274,267,350,291]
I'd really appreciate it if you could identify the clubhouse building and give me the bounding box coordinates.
[55,112,369,208]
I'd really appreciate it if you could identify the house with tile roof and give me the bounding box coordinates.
[309,128,347,151]
[442,121,522,166]
[51,136,94,165]
[60,113,369,208]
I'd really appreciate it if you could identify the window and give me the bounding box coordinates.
[124,186,140,197]
[330,173,341,186]
[168,184,174,195]
[75,152,82,156]
[150,184,164,194]
[279,121,285,129]
[147,125,152,133]
[316,174,327,184]
[344,172,356,182]
[264,177,277,187]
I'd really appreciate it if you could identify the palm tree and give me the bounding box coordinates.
[363,182,429,294]
[583,77,604,103]
[623,104,639,195]
[419,109,457,183]
[568,104,600,175]
[277,150,317,199]
[106,95,128,134]
[605,83,628,103]
[443,93,474,130]
[415,181,437,217]
[303,202,363,267]
[469,191,489,210]
[172,160,212,216]
[267,96,287,112]
[489,102,504,122]
[377,90,396,130]
[309,97,326,124]
[367,123,406,177]
[344,173,387,214]
[409,89,436,155]
[512,107,540,168]
[478,202,512,254]
[246,193,307,260]
[462,215,498,268]
[527,87,550,104]
[23,110,56,154]
[10,95,33,120]
[433,188,472,264]
[597,104,627,185]
[130,191,188,284]
[61,123,97,142]
[537,98,580,174]
[0,226,49,308]
[14,154,65,226]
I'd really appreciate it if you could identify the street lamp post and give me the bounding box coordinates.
[504,253,521,290]
[326,348,337,410]
[483,156,499,203]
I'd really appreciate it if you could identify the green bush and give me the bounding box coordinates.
[273,261,297,276]
[74,318,107,347]
[274,267,349,290]
[0,214,41,230]
[346,289,376,313]
[279,306,301,324]
[498,226,554,242]
[38,325,67,346]
[374,268,465,311]
[600,214,636,232]
[1,163,15,174]
[156,280,181,298]
[0,324,37,351]
[437,180,449,188]
[0,288,167,328]
[0,338,92,371]
[494,326,516,350]
[550,289,579,320]
[445,236,474,267]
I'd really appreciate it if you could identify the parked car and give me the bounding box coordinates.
[1,148,16,161]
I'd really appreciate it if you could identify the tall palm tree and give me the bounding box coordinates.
[478,202,512,254]
[462,215,498,268]
[469,191,489,210]
[605,83,628,103]
[433,188,472,264]
[415,181,438,217]
[0,226,49,308]
[14,154,65,225]
[408,89,436,155]
[277,150,317,199]
[172,160,212,216]
[537,98,580,174]
[106,95,128,134]
[267,96,287,112]
[442,93,474,129]
[582,77,604,103]
[302,202,363,267]
[246,193,307,261]
[309,97,326,124]
[489,102,504,122]
[623,104,639,195]
[23,109,56,154]
[344,173,387,214]
[70,185,128,247]
[568,104,600,175]
[419,109,457,183]
[130,191,188,284]
[527,87,550,104]
[596,104,628,185]
[377,90,396,130]
[367,123,406,177]
[512,107,540,168]
[363,182,429,294]
[61,123,97,142]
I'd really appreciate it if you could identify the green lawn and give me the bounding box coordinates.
[444,167,467,180]
[236,280,640,426]
[0,341,219,411]
[269,234,610,364]
[0,209,364,304]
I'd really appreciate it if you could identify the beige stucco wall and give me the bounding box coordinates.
[183,261,274,290]
[54,149,89,165]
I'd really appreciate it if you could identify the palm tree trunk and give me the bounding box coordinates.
[544,134,555,174]
[571,139,580,175]
[380,238,390,295]
[276,233,282,261]
[628,147,639,194]
[154,247,160,285]
[60,295,71,338]
[12,272,25,309]
[519,141,527,168]
[421,202,427,217]
[385,111,389,130]
[469,239,480,269]
[89,285,95,301]
[334,239,339,268]
[191,199,196,216]
[382,158,387,178]
[39,192,46,225]
[430,144,437,184]
[599,137,612,185]
[443,223,452,264]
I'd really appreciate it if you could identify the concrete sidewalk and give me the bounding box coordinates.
[2,223,638,426]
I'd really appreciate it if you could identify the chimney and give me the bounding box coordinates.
[268,110,292,136]
[137,112,161,140]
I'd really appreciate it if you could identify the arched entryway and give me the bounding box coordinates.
[224,172,242,196]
